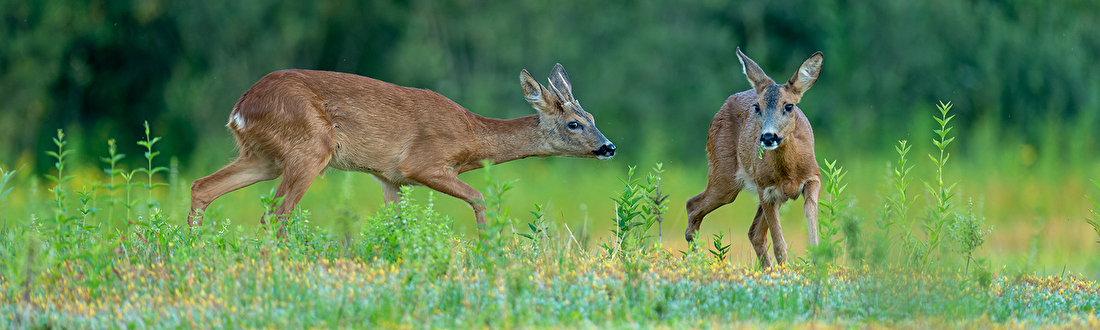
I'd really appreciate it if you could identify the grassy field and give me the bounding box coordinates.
[2,107,1100,328]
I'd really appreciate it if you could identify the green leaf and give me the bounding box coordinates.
[923,181,936,194]
[945,182,958,194]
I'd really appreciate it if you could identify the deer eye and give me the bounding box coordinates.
[784,104,794,112]
[753,104,761,114]
[567,122,581,130]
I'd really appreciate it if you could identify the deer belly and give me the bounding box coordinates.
[327,142,424,186]
[734,167,792,204]
[328,143,388,174]
[760,186,791,204]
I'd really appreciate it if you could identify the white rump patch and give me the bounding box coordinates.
[228,113,246,130]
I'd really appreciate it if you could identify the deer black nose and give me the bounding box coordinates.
[594,143,616,158]
[760,133,782,149]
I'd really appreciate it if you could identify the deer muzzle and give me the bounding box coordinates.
[593,143,616,159]
[760,133,782,150]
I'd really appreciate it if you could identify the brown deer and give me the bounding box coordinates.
[189,64,615,228]
[685,48,823,267]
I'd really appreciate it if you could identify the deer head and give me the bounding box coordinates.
[737,47,823,150]
[520,63,616,159]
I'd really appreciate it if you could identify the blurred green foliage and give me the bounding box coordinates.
[2,0,1099,174]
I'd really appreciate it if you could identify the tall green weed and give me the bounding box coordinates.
[602,164,668,258]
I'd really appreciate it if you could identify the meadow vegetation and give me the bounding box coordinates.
[3,1,1100,327]
[1,105,1099,329]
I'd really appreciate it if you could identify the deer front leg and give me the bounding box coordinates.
[763,201,788,266]
[747,205,771,268]
[407,168,488,228]
[373,176,403,205]
[802,178,821,246]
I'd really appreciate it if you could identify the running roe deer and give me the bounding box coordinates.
[189,64,615,228]
[685,48,823,267]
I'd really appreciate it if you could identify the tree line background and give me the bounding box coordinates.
[2,0,1098,175]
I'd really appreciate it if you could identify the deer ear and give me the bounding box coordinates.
[547,63,575,103]
[520,69,558,114]
[786,51,823,96]
[736,47,774,94]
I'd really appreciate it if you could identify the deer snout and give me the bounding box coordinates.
[593,143,616,159]
[760,133,782,150]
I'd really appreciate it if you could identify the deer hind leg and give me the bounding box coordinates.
[747,205,771,267]
[267,152,332,226]
[685,172,742,243]
[189,153,280,226]
[763,202,788,266]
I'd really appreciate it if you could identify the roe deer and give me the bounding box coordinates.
[685,48,823,267]
[189,64,615,228]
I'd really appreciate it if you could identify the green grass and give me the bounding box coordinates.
[1,104,1100,328]
[1,198,1098,328]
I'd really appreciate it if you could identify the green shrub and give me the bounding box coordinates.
[360,187,453,274]
[1086,180,1100,245]
[603,164,667,258]
[815,158,849,264]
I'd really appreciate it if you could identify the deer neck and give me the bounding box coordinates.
[765,139,800,175]
[468,114,551,167]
